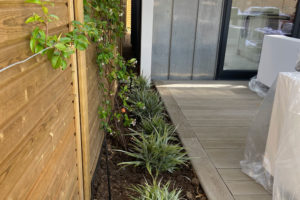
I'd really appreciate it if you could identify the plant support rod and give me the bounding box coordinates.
[0,47,52,73]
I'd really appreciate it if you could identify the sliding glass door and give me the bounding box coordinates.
[217,0,299,79]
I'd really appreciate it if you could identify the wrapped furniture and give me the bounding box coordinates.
[264,72,300,200]
[241,72,300,200]
[257,35,300,87]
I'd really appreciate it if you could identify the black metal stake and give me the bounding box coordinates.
[104,134,112,200]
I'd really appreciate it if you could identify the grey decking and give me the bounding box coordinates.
[155,81,271,200]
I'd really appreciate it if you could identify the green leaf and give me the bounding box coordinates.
[31,27,40,38]
[25,16,35,24]
[59,37,71,44]
[46,48,55,60]
[25,0,41,5]
[51,55,61,69]
[74,35,89,50]
[42,6,48,14]
[55,43,67,51]
[38,29,46,41]
[61,58,67,70]
[29,38,36,52]
[49,14,59,20]
[72,20,82,26]
[34,44,43,53]
[62,48,74,58]
[25,13,42,24]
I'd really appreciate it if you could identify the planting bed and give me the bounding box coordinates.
[91,78,207,200]
[92,135,207,200]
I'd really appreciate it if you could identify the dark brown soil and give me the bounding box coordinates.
[91,135,207,200]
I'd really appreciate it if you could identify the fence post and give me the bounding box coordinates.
[74,0,91,199]
[69,0,85,198]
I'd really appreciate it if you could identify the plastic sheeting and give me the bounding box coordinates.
[265,72,300,200]
[241,72,300,199]
[249,76,269,97]
[241,79,275,192]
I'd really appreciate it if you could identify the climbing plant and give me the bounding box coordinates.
[84,0,137,146]
[25,0,137,146]
[25,0,95,69]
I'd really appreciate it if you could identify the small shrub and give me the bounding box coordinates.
[140,115,176,136]
[118,129,188,175]
[130,179,183,200]
[128,89,164,119]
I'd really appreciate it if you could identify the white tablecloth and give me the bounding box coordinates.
[263,72,300,200]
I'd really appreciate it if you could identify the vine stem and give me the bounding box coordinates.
[0,46,53,73]
[45,22,49,48]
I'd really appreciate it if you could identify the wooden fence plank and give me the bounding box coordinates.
[0,4,68,47]
[0,84,74,198]
[74,0,91,199]
[69,0,84,198]
[0,68,71,165]
[0,0,84,198]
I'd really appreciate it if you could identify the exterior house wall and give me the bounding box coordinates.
[148,0,224,80]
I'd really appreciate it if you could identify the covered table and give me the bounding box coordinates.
[241,72,300,200]
[264,72,300,200]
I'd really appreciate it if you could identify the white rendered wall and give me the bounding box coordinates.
[140,0,154,80]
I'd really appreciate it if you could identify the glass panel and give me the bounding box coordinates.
[224,0,298,71]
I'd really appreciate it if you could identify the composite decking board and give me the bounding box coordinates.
[155,81,234,200]
[155,81,270,200]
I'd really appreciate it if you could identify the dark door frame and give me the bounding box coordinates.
[292,0,300,37]
[216,0,300,80]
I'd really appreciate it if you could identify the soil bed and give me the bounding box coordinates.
[92,135,207,200]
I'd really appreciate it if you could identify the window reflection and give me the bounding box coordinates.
[224,0,297,71]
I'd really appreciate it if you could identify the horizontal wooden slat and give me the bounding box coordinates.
[25,120,77,199]
[0,61,67,126]
[0,27,69,75]
[89,130,103,175]
[0,0,85,198]
[85,44,106,176]
[0,86,75,199]
[0,68,72,164]
[0,4,68,47]
[71,186,80,200]
[88,90,102,129]
[0,0,67,3]
[87,70,100,93]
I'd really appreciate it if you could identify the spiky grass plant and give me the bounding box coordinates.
[129,76,151,91]
[118,129,188,175]
[140,115,176,136]
[128,89,164,119]
[130,179,183,200]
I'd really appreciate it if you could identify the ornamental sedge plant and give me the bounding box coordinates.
[118,128,188,176]
[129,179,183,200]
[127,89,165,120]
[140,115,176,137]
[128,76,151,92]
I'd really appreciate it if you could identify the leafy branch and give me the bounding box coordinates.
[25,0,138,148]
[25,0,93,69]
[84,0,138,147]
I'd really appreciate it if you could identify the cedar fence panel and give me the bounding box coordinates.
[0,0,110,199]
